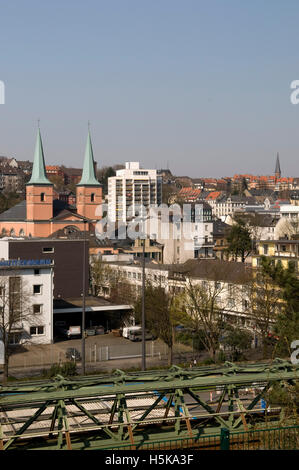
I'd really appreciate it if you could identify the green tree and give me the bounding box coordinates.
[221,324,252,361]
[225,217,252,262]
[97,166,116,195]
[273,264,299,357]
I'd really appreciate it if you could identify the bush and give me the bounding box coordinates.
[216,350,226,363]
[202,357,216,365]
[46,362,77,378]
[175,331,206,351]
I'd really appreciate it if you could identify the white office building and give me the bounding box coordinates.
[0,258,54,345]
[108,162,162,223]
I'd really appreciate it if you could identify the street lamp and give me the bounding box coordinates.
[141,237,146,371]
[81,218,87,375]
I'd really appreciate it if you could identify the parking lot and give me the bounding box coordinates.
[3,332,194,378]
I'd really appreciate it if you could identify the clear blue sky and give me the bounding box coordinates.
[0,0,299,177]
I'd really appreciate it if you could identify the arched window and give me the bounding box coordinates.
[19,229,25,237]
[10,228,15,237]
[91,193,95,202]
[1,228,7,237]
[41,193,45,202]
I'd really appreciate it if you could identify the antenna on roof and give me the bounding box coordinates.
[37,118,40,129]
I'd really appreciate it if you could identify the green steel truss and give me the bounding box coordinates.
[0,359,298,450]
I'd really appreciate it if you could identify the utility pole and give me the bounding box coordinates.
[81,219,87,375]
[141,237,146,371]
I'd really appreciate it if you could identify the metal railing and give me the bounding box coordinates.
[99,425,299,451]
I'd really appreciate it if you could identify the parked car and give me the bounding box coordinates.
[95,325,105,335]
[128,329,156,342]
[122,326,142,338]
[65,348,81,361]
[85,327,96,336]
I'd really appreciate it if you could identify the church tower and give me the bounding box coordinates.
[76,131,102,220]
[275,152,281,181]
[26,129,53,221]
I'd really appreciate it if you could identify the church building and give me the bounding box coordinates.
[0,130,102,237]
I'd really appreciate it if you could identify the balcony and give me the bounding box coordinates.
[275,251,297,258]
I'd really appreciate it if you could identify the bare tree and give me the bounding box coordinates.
[134,281,179,366]
[179,279,227,361]
[174,262,249,361]
[244,259,282,358]
[90,257,137,305]
[276,217,299,240]
[0,271,32,383]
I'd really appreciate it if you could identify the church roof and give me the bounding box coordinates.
[0,199,72,222]
[77,131,101,187]
[275,153,281,175]
[27,129,53,186]
[0,200,27,221]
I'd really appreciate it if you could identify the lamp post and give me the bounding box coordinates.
[141,237,146,371]
[81,219,87,375]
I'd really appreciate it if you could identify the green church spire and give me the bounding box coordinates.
[27,129,52,186]
[77,130,100,186]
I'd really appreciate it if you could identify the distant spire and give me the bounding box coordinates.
[27,129,52,186]
[77,130,101,186]
[275,152,281,177]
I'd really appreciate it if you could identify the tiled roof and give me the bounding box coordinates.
[0,200,26,221]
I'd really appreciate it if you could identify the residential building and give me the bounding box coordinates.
[0,238,89,299]
[101,258,254,328]
[252,238,299,272]
[108,162,162,223]
[0,258,54,345]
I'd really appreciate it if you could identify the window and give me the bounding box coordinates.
[91,193,95,202]
[263,244,268,255]
[34,269,40,275]
[41,193,45,202]
[33,304,42,314]
[8,333,21,345]
[30,326,44,336]
[43,247,54,253]
[33,285,42,294]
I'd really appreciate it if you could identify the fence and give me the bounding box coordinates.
[100,425,299,451]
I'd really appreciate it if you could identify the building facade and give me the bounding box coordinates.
[0,130,102,237]
[0,259,53,345]
[108,162,162,223]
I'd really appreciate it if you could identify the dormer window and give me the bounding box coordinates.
[41,193,45,202]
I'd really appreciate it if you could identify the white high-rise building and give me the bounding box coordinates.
[108,162,162,222]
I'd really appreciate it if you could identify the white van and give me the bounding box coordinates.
[122,325,142,339]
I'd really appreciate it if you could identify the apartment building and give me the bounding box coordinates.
[108,162,162,222]
[100,258,254,329]
[252,238,299,272]
[0,259,54,345]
